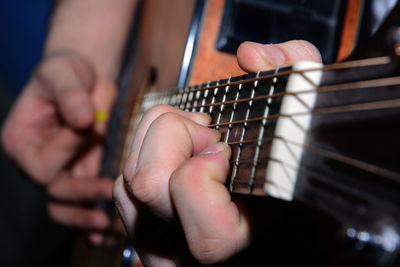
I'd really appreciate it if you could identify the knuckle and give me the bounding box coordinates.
[144,104,177,120]
[36,54,94,93]
[36,56,67,83]
[189,237,227,264]
[154,111,182,126]
[130,167,160,206]
[141,105,181,128]
[169,161,196,191]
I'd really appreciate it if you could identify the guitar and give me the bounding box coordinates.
[72,0,400,266]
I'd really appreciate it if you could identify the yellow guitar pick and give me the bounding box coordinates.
[95,110,109,123]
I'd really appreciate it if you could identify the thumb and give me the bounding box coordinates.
[35,54,96,129]
[237,40,322,73]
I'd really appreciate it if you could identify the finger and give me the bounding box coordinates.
[48,201,110,229]
[113,175,138,235]
[92,78,117,135]
[33,127,87,184]
[126,112,220,220]
[237,40,322,73]
[123,105,211,184]
[47,175,113,203]
[113,175,176,267]
[35,54,95,129]
[87,231,105,246]
[1,84,87,184]
[9,125,84,184]
[69,139,103,179]
[170,142,249,264]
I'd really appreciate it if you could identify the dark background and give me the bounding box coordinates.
[0,1,74,266]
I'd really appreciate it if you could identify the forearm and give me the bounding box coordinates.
[44,0,137,80]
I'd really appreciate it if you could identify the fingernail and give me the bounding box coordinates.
[259,44,286,66]
[200,142,228,155]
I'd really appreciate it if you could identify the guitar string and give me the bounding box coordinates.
[151,88,400,183]
[223,136,400,183]
[132,58,400,186]
[228,158,355,197]
[226,150,396,197]
[142,56,392,99]
[206,97,400,128]
[142,75,400,121]
[178,76,400,111]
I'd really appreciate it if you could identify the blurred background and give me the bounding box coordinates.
[0,1,75,266]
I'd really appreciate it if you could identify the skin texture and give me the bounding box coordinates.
[113,40,322,266]
[1,0,137,243]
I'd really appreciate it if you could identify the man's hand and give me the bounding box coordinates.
[113,40,322,266]
[2,53,116,242]
[2,0,136,244]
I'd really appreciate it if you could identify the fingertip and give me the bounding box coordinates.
[188,111,212,126]
[199,142,231,160]
[237,41,275,73]
[239,41,287,70]
[237,40,322,73]
[277,40,322,64]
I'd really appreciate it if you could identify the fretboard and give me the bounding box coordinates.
[134,56,400,208]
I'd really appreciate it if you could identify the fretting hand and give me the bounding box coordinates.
[113,40,321,266]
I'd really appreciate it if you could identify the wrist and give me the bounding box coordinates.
[44,0,137,80]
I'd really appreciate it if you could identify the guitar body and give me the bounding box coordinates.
[72,1,400,266]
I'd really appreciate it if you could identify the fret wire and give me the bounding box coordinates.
[192,84,201,112]
[229,82,244,191]
[226,136,400,182]
[176,88,184,108]
[180,87,189,109]
[184,86,192,111]
[239,79,256,193]
[223,77,237,191]
[225,78,240,143]
[248,71,264,192]
[140,56,391,101]
[215,78,230,130]
[209,81,219,118]
[200,81,211,113]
